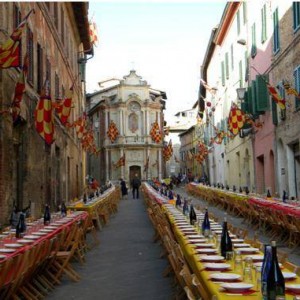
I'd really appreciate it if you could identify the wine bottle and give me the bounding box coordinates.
[261,244,272,299]
[267,189,272,198]
[220,216,233,259]
[15,213,26,238]
[189,204,197,225]
[201,208,210,237]
[264,241,285,300]
[44,204,51,225]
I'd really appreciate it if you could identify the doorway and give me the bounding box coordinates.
[129,165,141,185]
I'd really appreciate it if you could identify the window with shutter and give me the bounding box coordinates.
[37,43,43,93]
[251,23,257,58]
[46,58,51,91]
[26,27,34,84]
[251,80,259,118]
[13,4,22,66]
[244,51,249,82]
[273,8,280,53]
[278,82,286,120]
[243,2,247,24]
[225,52,229,79]
[241,90,249,113]
[293,2,300,32]
[231,44,234,71]
[261,4,267,43]
[221,61,225,86]
[272,98,278,125]
[294,66,300,109]
[256,74,269,112]
[239,60,243,88]
[237,10,241,35]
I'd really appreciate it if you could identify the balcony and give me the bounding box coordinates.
[104,135,163,147]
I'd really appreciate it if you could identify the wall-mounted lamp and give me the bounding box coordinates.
[237,39,247,46]
[236,87,246,101]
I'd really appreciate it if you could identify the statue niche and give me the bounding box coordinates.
[128,112,138,133]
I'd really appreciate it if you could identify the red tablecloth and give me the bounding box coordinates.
[249,197,300,217]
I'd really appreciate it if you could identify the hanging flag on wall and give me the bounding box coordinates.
[228,105,246,136]
[114,154,125,169]
[150,121,162,143]
[107,120,119,143]
[56,88,73,125]
[267,84,286,110]
[34,80,54,145]
[75,114,87,139]
[11,53,28,124]
[89,22,99,46]
[0,9,34,69]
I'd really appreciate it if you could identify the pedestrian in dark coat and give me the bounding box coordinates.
[120,178,128,199]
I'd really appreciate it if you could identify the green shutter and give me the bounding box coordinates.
[241,90,249,113]
[295,68,300,109]
[251,80,259,118]
[221,61,225,86]
[251,23,257,57]
[79,60,86,82]
[239,60,243,87]
[256,74,270,111]
[247,86,253,114]
[237,10,241,35]
[231,44,234,70]
[261,4,267,43]
[225,52,229,79]
[272,97,278,125]
[243,2,247,24]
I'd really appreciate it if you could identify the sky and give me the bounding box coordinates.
[86,1,226,123]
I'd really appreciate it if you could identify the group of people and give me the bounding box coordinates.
[120,174,141,199]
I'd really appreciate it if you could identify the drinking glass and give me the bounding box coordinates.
[243,267,253,283]
[226,251,234,262]
[255,266,262,290]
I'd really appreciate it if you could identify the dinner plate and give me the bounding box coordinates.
[220,283,254,292]
[32,232,47,236]
[194,243,215,248]
[188,239,207,244]
[235,247,259,253]
[283,272,297,280]
[50,223,62,227]
[244,255,264,262]
[187,234,204,239]
[233,243,250,248]
[0,234,7,238]
[4,243,23,248]
[44,226,57,229]
[23,235,40,240]
[0,254,7,259]
[210,273,241,281]
[198,255,224,261]
[232,239,244,243]
[39,229,53,233]
[254,262,282,268]
[196,248,218,254]
[18,239,35,244]
[0,248,16,253]
[285,284,300,292]
[204,263,231,270]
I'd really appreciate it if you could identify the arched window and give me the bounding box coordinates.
[129,113,138,133]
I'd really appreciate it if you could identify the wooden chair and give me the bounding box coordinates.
[180,265,201,299]
[283,261,300,276]
[192,274,210,300]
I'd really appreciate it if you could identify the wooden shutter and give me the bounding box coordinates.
[251,80,259,118]
[27,27,34,84]
[221,61,225,86]
[256,74,269,112]
[225,53,229,79]
[241,90,249,113]
[37,43,43,93]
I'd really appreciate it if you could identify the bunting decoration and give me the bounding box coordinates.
[56,88,73,125]
[194,142,209,164]
[75,115,87,139]
[150,121,162,143]
[0,9,34,69]
[144,156,149,172]
[11,53,28,124]
[163,140,173,161]
[107,120,119,143]
[89,22,99,46]
[267,84,286,110]
[228,105,246,136]
[34,81,54,145]
[114,154,125,169]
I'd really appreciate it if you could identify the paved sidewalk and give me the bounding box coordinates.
[47,193,174,300]
[175,185,300,266]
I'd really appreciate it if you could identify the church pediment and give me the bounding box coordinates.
[121,70,147,86]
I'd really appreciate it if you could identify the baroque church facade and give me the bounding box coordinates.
[86,70,167,185]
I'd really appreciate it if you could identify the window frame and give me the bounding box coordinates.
[293,2,300,32]
[261,4,267,43]
[26,26,34,85]
[273,8,280,54]
[294,65,300,110]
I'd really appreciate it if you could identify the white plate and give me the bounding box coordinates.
[23,235,40,240]
[0,254,7,259]
[210,273,241,281]
[232,239,244,243]
[233,243,250,248]
[39,229,53,233]
[244,255,264,262]
[283,272,297,280]
[32,232,47,236]
[286,284,300,291]
[194,243,215,248]
[0,248,16,253]
[187,235,204,239]
[196,248,218,254]
[44,226,57,229]
[18,239,35,244]
[221,283,254,291]
[50,223,62,227]
[235,247,259,253]
[204,263,231,270]
[199,255,224,261]
[4,243,23,248]
[188,239,207,244]
[254,262,282,268]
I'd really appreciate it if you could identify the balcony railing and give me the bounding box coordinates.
[104,135,163,146]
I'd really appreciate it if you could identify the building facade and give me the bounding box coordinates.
[86,70,167,185]
[0,2,92,224]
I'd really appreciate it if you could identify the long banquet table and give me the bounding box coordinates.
[144,183,300,300]
[0,211,88,289]
[67,185,119,230]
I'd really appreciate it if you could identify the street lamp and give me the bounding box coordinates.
[236,87,246,101]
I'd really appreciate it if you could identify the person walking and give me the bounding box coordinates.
[120,178,128,199]
[131,174,141,199]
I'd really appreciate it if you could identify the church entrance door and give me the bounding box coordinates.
[129,165,141,185]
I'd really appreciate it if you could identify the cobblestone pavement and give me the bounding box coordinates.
[46,193,174,300]
[174,185,300,266]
